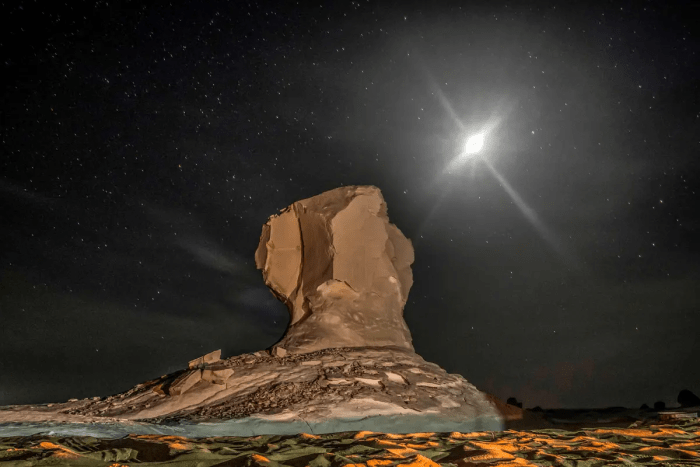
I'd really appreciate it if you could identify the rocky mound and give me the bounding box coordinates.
[34,346,499,432]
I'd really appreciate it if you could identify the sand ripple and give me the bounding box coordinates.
[1,418,698,466]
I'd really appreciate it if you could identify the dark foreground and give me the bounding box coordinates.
[1,417,698,466]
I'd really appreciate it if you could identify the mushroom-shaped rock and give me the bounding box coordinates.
[0,185,504,436]
[255,185,415,354]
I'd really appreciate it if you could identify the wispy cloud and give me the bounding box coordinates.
[175,236,243,274]
[146,204,247,275]
[0,177,61,208]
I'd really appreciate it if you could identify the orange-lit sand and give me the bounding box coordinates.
[2,418,698,466]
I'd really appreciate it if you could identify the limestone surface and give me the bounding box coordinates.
[255,185,414,355]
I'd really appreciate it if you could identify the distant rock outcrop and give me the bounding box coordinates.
[654,401,666,411]
[507,397,523,408]
[485,394,523,421]
[677,389,700,407]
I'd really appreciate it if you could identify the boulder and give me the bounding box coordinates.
[188,349,222,369]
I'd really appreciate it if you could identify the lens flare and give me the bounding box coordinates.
[409,55,573,264]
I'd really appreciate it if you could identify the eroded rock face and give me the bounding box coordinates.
[255,185,414,355]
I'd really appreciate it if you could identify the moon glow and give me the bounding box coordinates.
[465,133,485,155]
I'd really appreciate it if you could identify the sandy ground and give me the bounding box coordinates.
[1,416,698,466]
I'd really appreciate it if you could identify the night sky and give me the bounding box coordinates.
[2,1,698,411]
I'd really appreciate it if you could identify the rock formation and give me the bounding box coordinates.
[677,389,700,408]
[486,394,523,421]
[0,185,503,436]
[255,185,414,355]
[506,397,523,409]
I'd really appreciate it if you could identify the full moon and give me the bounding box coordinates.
[465,133,485,155]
